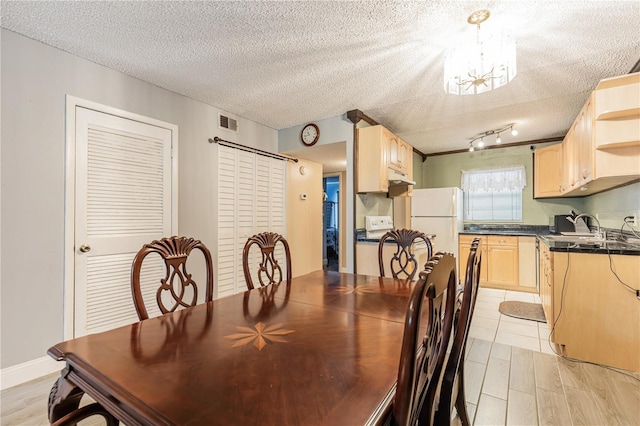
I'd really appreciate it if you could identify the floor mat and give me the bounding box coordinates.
[498,301,546,322]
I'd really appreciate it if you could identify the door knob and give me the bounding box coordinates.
[79,244,91,253]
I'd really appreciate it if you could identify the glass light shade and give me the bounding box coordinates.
[444,26,516,95]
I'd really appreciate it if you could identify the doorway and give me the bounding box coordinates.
[323,176,340,271]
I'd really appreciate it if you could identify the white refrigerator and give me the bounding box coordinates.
[410,187,463,260]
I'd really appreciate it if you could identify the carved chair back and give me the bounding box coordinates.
[130,236,214,320]
[435,238,482,425]
[392,252,457,426]
[378,228,433,280]
[243,232,292,290]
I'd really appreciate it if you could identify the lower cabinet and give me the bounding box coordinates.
[487,236,519,287]
[459,234,536,292]
[538,242,554,327]
[458,235,487,285]
[538,242,640,372]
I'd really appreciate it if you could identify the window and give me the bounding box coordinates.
[461,165,526,222]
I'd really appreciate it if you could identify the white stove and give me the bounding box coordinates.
[365,215,394,239]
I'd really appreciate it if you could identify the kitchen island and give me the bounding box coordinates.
[538,236,640,372]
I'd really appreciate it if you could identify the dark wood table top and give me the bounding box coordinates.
[48,271,416,425]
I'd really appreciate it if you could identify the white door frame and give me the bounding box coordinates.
[63,96,178,340]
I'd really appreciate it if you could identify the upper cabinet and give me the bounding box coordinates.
[533,143,563,197]
[534,72,640,198]
[357,125,414,194]
[388,133,413,176]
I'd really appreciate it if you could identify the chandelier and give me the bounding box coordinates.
[444,10,517,95]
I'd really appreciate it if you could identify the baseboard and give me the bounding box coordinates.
[1,356,63,390]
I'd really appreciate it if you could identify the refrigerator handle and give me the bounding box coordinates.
[451,216,455,239]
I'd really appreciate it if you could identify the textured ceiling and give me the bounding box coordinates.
[2,1,639,154]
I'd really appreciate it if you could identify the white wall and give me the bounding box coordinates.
[278,115,355,272]
[0,29,277,370]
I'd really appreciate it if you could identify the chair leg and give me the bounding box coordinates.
[51,402,119,426]
[454,367,471,426]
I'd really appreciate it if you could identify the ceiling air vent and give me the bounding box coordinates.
[218,113,238,133]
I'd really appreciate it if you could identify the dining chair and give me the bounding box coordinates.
[378,228,433,280]
[435,238,482,425]
[242,232,292,290]
[392,252,457,426]
[130,236,214,320]
[51,402,119,426]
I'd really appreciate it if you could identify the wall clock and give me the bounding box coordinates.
[300,123,320,146]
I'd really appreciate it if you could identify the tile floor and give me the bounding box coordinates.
[469,287,556,355]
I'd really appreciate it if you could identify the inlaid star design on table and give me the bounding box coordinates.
[331,284,381,295]
[224,321,294,351]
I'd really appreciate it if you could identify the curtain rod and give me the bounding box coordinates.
[208,137,298,163]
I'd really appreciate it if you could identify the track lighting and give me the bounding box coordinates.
[467,123,517,151]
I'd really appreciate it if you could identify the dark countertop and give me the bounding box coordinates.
[354,228,435,243]
[538,235,640,255]
[460,225,640,255]
[461,225,549,237]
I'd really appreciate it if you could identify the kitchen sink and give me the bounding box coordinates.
[543,234,604,242]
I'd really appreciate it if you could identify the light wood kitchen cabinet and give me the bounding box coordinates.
[539,240,640,372]
[389,134,413,176]
[487,235,519,288]
[459,234,536,292]
[534,72,640,198]
[533,143,563,197]
[578,95,594,186]
[357,125,414,194]
[459,235,487,285]
[357,125,390,193]
[538,241,554,327]
[517,236,537,291]
[562,123,577,192]
[563,94,595,194]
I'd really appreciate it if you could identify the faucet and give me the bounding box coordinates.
[567,214,605,240]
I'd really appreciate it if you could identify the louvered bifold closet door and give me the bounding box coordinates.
[75,107,172,337]
[255,156,288,277]
[217,146,237,298]
[217,147,286,296]
[217,146,255,297]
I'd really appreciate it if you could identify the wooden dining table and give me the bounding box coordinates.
[48,270,418,425]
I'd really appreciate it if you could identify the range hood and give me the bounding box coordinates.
[388,168,416,186]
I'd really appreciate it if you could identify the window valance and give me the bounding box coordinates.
[461,165,526,192]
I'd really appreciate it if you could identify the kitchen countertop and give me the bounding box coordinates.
[537,235,640,255]
[460,225,640,255]
[461,225,548,236]
[354,229,436,243]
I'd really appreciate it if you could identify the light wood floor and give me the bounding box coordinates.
[2,339,638,426]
